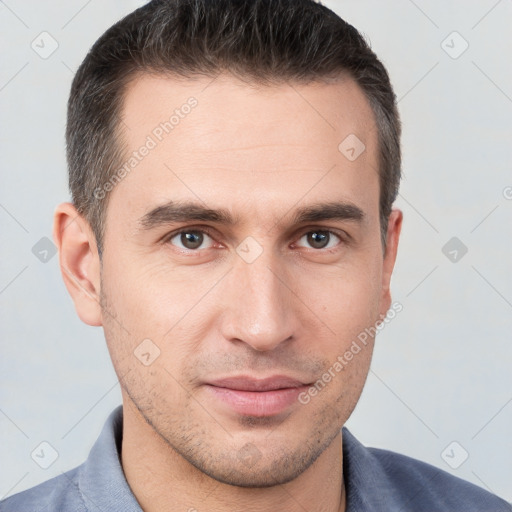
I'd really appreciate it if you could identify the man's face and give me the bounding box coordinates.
[98,73,399,486]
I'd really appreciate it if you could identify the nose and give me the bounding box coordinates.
[219,246,298,352]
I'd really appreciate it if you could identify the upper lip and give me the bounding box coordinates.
[206,375,308,392]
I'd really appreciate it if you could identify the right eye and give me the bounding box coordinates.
[167,230,216,251]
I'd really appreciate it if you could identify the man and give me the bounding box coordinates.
[1,0,510,510]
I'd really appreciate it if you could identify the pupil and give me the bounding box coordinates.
[181,231,203,249]
[308,231,329,249]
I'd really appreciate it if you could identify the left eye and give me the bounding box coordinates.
[168,230,215,250]
[296,230,341,250]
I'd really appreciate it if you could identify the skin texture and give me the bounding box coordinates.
[54,72,402,512]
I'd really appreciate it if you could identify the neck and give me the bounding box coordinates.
[120,400,346,512]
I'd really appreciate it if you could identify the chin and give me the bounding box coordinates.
[196,461,306,488]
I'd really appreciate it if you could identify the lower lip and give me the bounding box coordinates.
[204,384,309,417]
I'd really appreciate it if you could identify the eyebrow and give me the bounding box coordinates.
[291,201,364,225]
[139,201,237,229]
[138,199,365,231]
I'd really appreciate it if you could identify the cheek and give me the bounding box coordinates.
[301,258,383,332]
[100,255,224,363]
[102,254,184,326]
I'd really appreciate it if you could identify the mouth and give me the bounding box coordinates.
[203,375,311,417]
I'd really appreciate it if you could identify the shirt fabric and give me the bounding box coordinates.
[1,405,510,511]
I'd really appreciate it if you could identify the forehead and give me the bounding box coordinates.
[120,71,377,151]
[111,72,379,226]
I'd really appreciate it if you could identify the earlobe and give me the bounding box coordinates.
[53,202,103,326]
[380,208,403,313]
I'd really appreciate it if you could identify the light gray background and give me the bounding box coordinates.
[1,0,511,502]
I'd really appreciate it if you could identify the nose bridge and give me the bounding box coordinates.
[222,243,295,351]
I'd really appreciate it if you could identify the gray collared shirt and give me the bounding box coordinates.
[1,406,510,511]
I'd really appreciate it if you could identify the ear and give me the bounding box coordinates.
[53,202,103,326]
[379,208,403,317]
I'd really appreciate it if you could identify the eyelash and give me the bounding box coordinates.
[164,227,219,252]
[163,226,348,253]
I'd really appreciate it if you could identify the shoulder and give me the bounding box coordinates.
[342,428,512,511]
[0,406,138,512]
[371,446,510,510]
[0,465,86,512]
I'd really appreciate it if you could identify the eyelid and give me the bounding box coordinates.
[293,226,352,244]
[293,229,344,253]
[162,226,220,248]
[161,225,349,251]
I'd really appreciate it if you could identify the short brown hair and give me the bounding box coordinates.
[66,0,401,255]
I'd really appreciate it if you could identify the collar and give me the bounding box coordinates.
[77,406,394,511]
[78,405,142,511]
